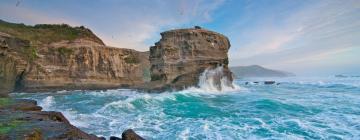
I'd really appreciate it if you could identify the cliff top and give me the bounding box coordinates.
[0,19,104,46]
[161,27,228,39]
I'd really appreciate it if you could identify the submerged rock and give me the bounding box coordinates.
[122,129,145,140]
[148,28,233,91]
[264,81,276,85]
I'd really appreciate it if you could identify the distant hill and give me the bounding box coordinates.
[230,65,295,78]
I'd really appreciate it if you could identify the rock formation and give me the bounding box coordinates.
[0,98,101,139]
[0,20,150,95]
[148,27,233,91]
[0,98,145,140]
[0,20,235,139]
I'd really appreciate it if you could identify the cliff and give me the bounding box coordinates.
[148,27,233,91]
[0,20,149,95]
[1,20,233,94]
[230,65,295,78]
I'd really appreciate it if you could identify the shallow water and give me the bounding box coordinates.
[12,77,360,140]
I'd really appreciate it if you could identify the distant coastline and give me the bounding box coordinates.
[230,65,295,78]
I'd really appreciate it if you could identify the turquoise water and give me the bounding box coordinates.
[12,77,360,139]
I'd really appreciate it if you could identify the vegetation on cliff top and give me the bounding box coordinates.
[0,19,104,45]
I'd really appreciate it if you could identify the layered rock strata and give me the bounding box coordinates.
[148,27,233,90]
[0,30,149,95]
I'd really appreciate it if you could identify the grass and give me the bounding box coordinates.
[0,19,104,46]
[0,98,12,107]
[57,47,73,56]
[21,46,38,62]
[0,120,25,134]
[124,55,139,64]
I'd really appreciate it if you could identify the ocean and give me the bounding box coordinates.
[11,76,360,140]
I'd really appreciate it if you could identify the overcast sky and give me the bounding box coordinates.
[1,0,359,76]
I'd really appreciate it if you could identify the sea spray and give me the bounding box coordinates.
[11,77,360,139]
[197,66,239,92]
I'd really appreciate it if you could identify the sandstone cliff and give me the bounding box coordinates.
[0,20,149,95]
[0,20,233,94]
[148,27,233,91]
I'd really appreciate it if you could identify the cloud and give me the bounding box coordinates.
[229,0,360,75]
[90,0,226,51]
[0,3,79,26]
[0,0,225,51]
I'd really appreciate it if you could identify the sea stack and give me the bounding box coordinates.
[149,26,233,91]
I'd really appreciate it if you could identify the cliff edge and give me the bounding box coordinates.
[0,20,149,95]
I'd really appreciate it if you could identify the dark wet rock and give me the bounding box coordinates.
[110,136,122,140]
[99,136,106,140]
[0,98,101,140]
[122,129,145,140]
[253,82,259,84]
[264,81,276,85]
[194,26,202,29]
[0,98,41,111]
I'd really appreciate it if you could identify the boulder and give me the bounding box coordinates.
[122,129,145,140]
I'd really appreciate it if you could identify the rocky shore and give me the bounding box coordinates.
[0,20,233,139]
[0,97,144,140]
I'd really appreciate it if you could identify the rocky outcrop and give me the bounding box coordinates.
[148,27,233,90]
[0,98,145,140]
[122,129,145,140]
[0,25,149,94]
[1,20,233,93]
[0,98,101,139]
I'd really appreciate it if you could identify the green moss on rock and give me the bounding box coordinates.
[0,120,25,134]
[57,47,73,56]
[124,55,139,64]
[0,98,12,107]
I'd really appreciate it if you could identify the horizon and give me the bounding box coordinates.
[1,0,359,76]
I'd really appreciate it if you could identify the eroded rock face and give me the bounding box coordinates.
[149,27,233,90]
[0,33,150,94]
[0,34,29,95]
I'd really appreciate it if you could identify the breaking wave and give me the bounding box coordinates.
[11,76,360,139]
[185,66,242,94]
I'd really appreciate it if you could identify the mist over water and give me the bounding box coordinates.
[12,76,360,139]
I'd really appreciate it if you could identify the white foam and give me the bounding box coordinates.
[179,128,190,140]
[39,96,55,110]
[182,66,244,94]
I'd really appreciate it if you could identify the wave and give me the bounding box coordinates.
[39,96,55,110]
[182,66,245,94]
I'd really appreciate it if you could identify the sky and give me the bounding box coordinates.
[0,0,359,76]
